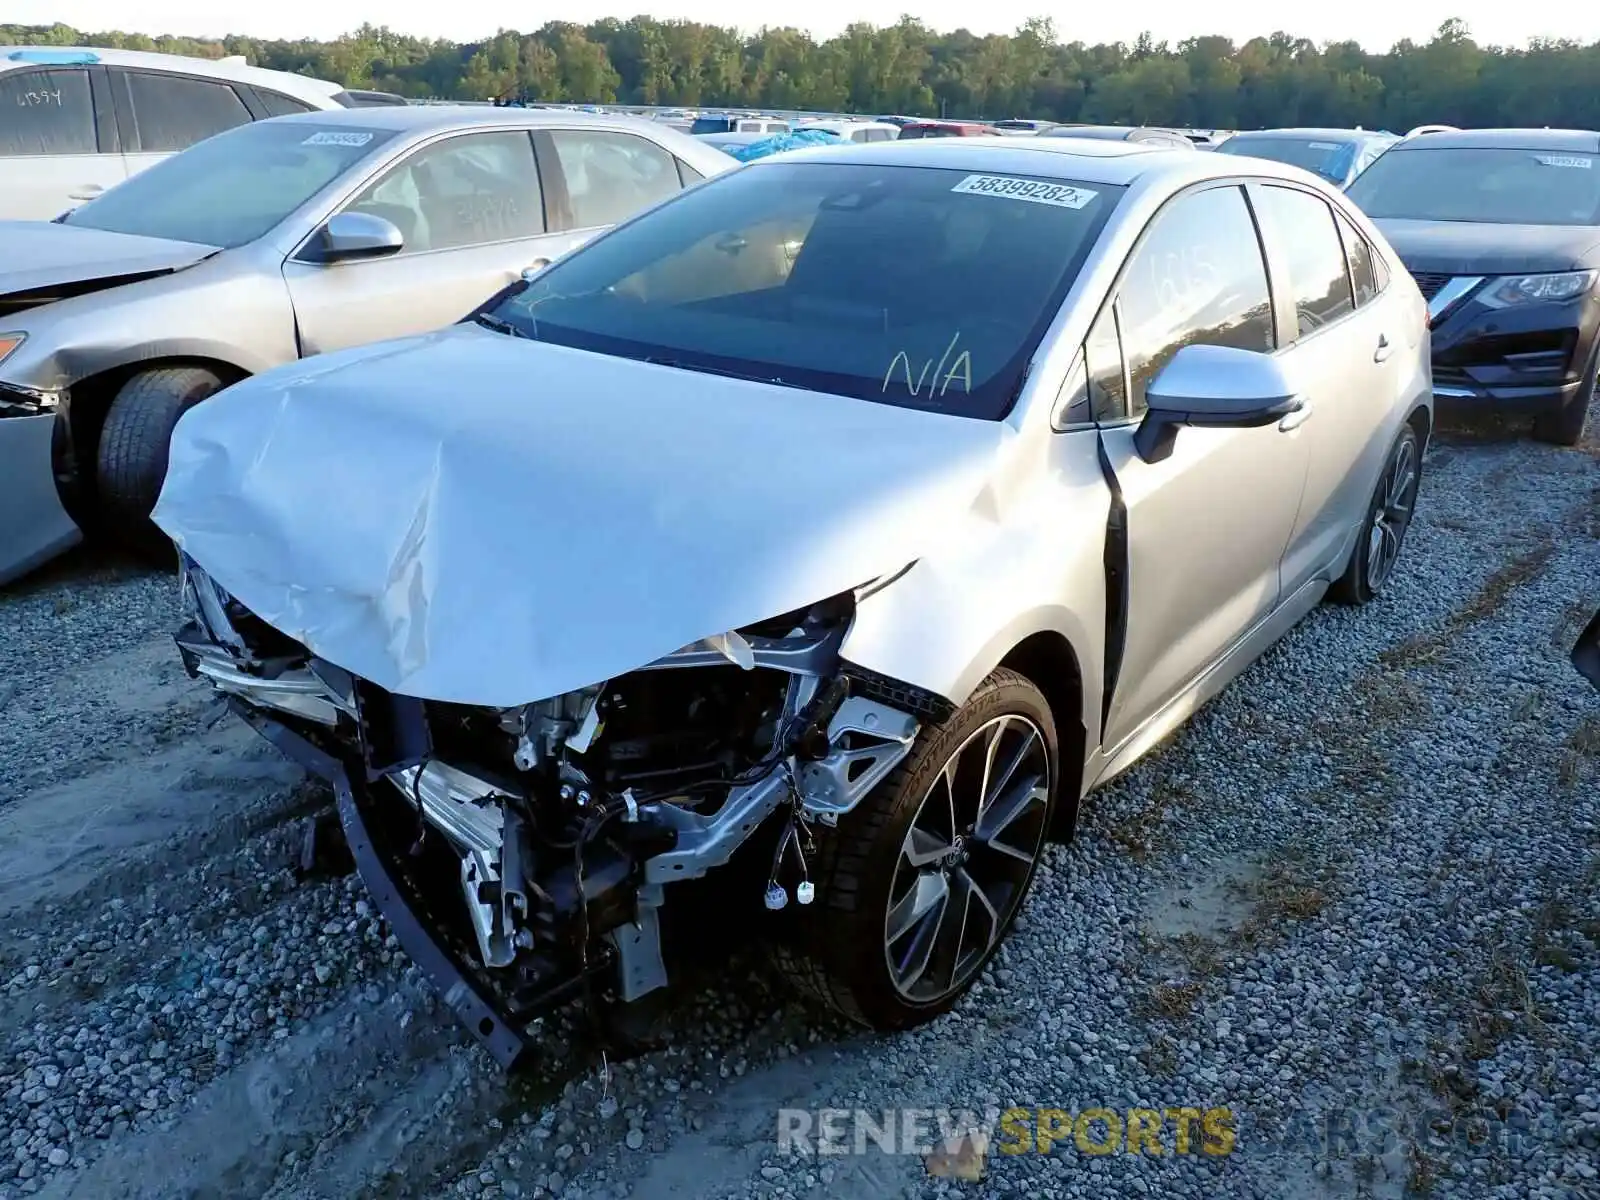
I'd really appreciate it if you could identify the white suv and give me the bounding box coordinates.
[0,46,370,219]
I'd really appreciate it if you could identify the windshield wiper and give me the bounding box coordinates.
[644,356,802,389]
[473,312,530,339]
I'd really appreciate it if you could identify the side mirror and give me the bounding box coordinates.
[1133,344,1306,464]
[1574,606,1600,691]
[311,212,404,264]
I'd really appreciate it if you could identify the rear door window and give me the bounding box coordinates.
[119,71,253,152]
[548,130,683,229]
[0,68,97,156]
[1252,185,1357,339]
[1335,211,1381,306]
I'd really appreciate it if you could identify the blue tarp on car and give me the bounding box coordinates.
[728,128,843,161]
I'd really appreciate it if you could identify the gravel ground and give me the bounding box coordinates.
[0,429,1596,1200]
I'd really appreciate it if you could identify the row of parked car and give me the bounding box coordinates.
[2,43,1596,1068]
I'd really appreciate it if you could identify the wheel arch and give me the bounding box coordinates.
[63,355,253,512]
[1405,402,1432,447]
[996,630,1088,843]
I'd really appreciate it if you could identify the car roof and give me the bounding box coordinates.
[749,136,1311,189]
[261,104,690,135]
[1227,128,1377,141]
[1386,127,1600,152]
[0,45,344,102]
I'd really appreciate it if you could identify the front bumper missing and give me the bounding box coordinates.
[231,698,539,1072]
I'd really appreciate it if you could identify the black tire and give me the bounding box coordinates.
[1532,351,1595,446]
[771,668,1059,1030]
[95,366,225,558]
[1328,421,1422,606]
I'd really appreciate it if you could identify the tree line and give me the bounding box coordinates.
[7,16,1600,131]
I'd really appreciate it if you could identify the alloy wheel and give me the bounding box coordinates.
[1366,434,1419,591]
[883,713,1052,1004]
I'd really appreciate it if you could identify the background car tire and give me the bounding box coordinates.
[771,668,1058,1030]
[1532,348,1595,447]
[1328,421,1422,606]
[96,366,224,559]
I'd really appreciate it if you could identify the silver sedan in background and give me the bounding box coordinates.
[0,105,732,582]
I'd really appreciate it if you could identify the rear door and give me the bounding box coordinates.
[1092,182,1313,752]
[0,66,123,218]
[283,128,567,355]
[1249,183,1396,595]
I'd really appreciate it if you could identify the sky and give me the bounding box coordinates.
[7,0,1600,49]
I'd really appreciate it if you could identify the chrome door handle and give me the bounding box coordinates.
[67,184,103,201]
[1374,334,1393,363]
[1278,398,1314,432]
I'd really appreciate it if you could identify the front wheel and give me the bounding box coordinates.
[1328,421,1422,606]
[772,668,1058,1030]
[95,366,225,559]
[1532,354,1595,447]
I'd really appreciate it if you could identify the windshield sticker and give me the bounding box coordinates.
[302,131,375,147]
[1308,141,1339,150]
[950,174,1098,209]
[883,331,972,398]
[1536,154,1592,169]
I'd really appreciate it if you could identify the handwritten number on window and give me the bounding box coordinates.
[16,90,65,107]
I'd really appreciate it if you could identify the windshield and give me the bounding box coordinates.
[63,121,398,248]
[1346,146,1600,224]
[483,162,1121,419]
[1215,135,1359,183]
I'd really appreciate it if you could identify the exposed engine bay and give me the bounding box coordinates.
[173,554,941,1062]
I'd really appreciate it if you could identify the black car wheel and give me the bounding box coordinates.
[772,668,1058,1030]
[1329,421,1422,606]
[96,366,225,559]
[1533,346,1596,447]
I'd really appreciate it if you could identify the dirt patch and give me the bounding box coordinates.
[1379,542,1557,669]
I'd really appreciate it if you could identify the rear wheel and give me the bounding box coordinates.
[772,668,1058,1029]
[1329,422,1422,606]
[95,366,225,559]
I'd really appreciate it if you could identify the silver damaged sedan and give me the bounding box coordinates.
[155,137,1432,1065]
[0,105,732,584]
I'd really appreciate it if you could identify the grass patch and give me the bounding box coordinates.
[1107,780,1197,863]
[1144,980,1203,1021]
[1557,716,1600,792]
[1237,858,1333,946]
[1379,542,1556,669]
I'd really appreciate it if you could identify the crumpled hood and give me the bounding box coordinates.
[1374,217,1600,276]
[153,324,1014,707]
[0,219,217,298]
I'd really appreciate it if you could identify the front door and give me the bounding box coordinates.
[282,129,578,356]
[1091,182,1313,752]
